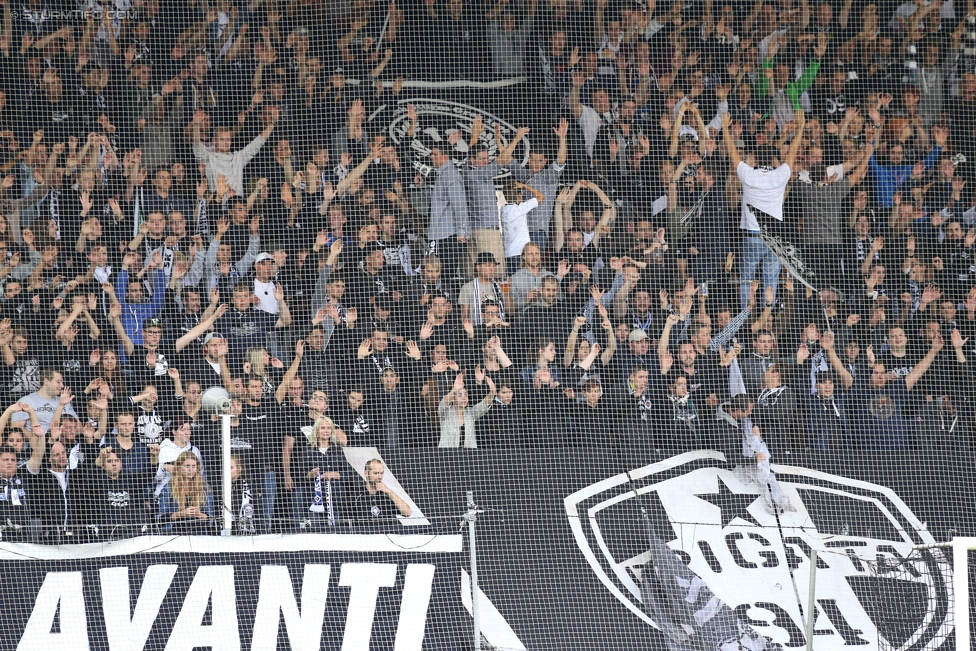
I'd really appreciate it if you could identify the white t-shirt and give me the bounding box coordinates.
[253,279,279,314]
[578,105,605,158]
[737,161,791,231]
[501,198,538,258]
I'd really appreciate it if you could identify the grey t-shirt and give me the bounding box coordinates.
[507,162,564,232]
[11,393,79,432]
[794,178,851,249]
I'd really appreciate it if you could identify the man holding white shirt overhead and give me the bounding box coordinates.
[721,110,806,310]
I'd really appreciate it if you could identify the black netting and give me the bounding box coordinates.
[0,0,974,648]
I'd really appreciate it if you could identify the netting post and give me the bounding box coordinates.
[221,414,233,536]
[954,538,969,651]
[805,548,818,651]
[464,491,481,651]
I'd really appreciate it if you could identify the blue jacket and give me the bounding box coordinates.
[868,146,941,208]
[116,268,166,348]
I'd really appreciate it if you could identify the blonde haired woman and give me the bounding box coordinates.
[157,451,214,534]
[438,373,496,448]
[295,416,354,530]
[242,346,284,397]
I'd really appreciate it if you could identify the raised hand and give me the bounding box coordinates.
[660,350,674,374]
[813,32,828,58]
[952,328,969,349]
[553,118,569,138]
[796,343,810,364]
[357,338,373,359]
[589,284,605,303]
[921,284,943,305]
[820,330,835,351]
[405,340,421,360]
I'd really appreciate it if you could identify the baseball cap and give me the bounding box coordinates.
[203,332,224,344]
[255,252,274,263]
[142,317,163,329]
[475,252,498,266]
[628,329,648,343]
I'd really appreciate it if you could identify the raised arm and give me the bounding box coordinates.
[555,118,568,166]
[175,304,228,353]
[564,316,586,367]
[276,339,304,404]
[26,414,46,474]
[905,332,944,391]
[56,303,87,341]
[274,285,293,328]
[553,185,572,253]
[588,182,616,247]
[0,403,20,437]
[515,181,545,204]
[847,139,875,187]
[106,300,135,356]
[861,236,884,276]
[721,112,742,169]
[658,312,681,356]
[820,331,854,390]
[669,104,686,160]
[333,145,378,199]
[784,110,806,171]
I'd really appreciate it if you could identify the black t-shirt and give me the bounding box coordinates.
[280,402,310,435]
[330,401,377,447]
[348,485,400,524]
[216,308,278,363]
[298,349,336,394]
[875,348,920,380]
[128,339,185,390]
[45,336,97,390]
[84,471,154,533]
[295,444,356,515]
[131,392,179,446]
[280,403,311,475]
[240,398,281,471]
[175,345,225,389]
[3,351,42,400]
[0,474,31,532]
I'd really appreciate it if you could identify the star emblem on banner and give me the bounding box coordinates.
[695,477,762,528]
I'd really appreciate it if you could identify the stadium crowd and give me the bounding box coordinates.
[0,0,973,539]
